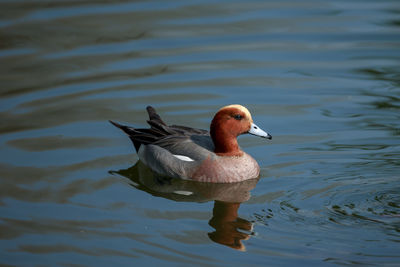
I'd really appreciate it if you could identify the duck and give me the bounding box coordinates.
[110,105,271,183]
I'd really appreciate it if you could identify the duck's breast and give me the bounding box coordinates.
[191,153,260,183]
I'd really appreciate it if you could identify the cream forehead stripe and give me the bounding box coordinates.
[219,104,253,121]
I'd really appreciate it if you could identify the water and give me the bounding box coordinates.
[1,0,400,266]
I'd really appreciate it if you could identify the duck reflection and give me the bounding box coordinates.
[111,161,258,251]
[208,201,253,251]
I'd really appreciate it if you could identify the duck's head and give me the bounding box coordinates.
[210,104,271,155]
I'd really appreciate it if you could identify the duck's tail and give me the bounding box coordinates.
[109,106,174,152]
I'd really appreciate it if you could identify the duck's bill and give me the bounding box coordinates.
[248,123,272,139]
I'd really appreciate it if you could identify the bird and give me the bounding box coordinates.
[110,104,271,183]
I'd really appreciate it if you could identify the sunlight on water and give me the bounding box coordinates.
[0,0,399,266]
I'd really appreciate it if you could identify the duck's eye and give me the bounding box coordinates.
[233,114,243,120]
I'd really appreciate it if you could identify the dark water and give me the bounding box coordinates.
[1,0,400,266]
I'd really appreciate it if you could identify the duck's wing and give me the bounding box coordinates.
[169,124,209,135]
[152,134,214,161]
[110,106,213,156]
[136,133,215,180]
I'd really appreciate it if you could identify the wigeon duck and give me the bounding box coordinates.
[110,105,271,183]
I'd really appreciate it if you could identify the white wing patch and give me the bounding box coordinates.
[173,154,194,162]
[173,190,194,196]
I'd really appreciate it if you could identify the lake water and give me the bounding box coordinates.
[1,0,400,266]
